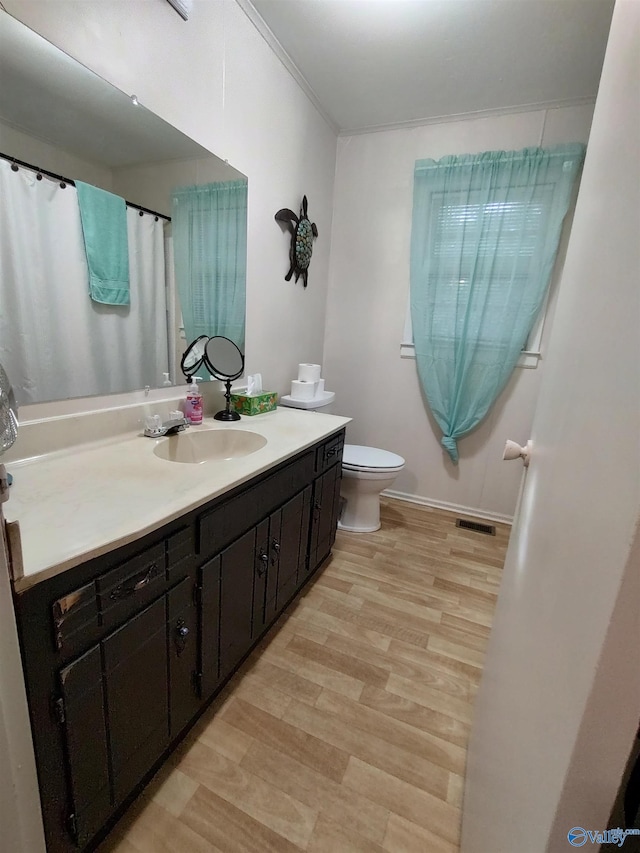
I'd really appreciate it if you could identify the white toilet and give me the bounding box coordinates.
[338,444,405,533]
[278,376,404,533]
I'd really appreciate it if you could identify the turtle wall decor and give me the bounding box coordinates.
[274,195,318,288]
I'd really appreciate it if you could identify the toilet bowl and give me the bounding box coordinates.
[338,444,405,533]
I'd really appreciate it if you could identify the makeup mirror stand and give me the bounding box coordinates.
[214,378,240,421]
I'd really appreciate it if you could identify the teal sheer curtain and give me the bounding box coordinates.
[172,179,247,349]
[410,144,584,463]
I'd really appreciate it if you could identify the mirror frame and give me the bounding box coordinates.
[180,335,209,381]
[204,336,245,382]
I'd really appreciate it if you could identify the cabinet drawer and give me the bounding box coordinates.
[255,452,314,518]
[198,490,256,561]
[315,432,344,474]
[167,526,195,582]
[52,581,101,656]
[97,543,166,631]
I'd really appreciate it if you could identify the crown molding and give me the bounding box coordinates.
[235,0,339,136]
[338,96,597,137]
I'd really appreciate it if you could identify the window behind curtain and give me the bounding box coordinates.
[426,183,555,348]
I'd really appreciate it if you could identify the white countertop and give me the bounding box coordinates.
[5,408,350,592]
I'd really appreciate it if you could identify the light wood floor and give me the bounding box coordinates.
[99,498,509,853]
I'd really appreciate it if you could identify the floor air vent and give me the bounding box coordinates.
[456,518,496,536]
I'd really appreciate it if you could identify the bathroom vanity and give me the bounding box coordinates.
[6,410,348,853]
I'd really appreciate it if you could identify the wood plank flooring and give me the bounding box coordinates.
[98,498,509,853]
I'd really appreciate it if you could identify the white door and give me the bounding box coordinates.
[461,3,640,852]
[0,493,46,853]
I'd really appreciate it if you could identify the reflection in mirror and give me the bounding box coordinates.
[173,181,247,351]
[180,335,208,378]
[204,336,245,422]
[0,11,247,407]
[0,361,19,453]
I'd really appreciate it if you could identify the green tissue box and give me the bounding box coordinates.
[230,391,278,416]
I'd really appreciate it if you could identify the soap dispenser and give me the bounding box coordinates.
[185,377,203,424]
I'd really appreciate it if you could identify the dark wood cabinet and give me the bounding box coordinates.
[264,486,312,624]
[309,463,342,574]
[218,527,263,681]
[58,646,111,849]
[168,578,199,738]
[198,555,221,700]
[103,598,170,805]
[13,428,345,853]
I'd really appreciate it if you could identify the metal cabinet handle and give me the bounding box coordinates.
[174,618,189,656]
[110,562,158,600]
[257,550,269,577]
[271,538,280,565]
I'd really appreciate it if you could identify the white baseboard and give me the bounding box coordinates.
[382,489,513,526]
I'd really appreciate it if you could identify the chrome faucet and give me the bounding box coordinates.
[143,413,189,438]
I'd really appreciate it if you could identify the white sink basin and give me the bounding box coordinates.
[153,429,267,464]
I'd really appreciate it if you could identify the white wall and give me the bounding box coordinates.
[462,1,640,849]
[0,119,114,189]
[0,512,45,853]
[5,0,338,406]
[324,104,593,520]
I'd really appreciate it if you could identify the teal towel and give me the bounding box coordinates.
[75,181,130,305]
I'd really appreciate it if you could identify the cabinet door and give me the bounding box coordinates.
[58,646,111,849]
[199,554,221,699]
[257,509,282,626]
[274,489,309,614]
[218,527,262,681]
[309,464,341,573]
[168,578,199,738]
[102,597,169,805]
[254,518,270,635]
[296,485,312,587]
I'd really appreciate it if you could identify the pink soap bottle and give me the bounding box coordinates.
[185,377,203,424]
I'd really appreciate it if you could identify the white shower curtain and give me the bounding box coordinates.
[0,159,169,404]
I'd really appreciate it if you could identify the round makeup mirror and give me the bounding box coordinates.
[180,335,209,380]
[204,336,244,381]
[204,336,245,421]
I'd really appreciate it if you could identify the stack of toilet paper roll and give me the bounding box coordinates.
[290,363,325,401]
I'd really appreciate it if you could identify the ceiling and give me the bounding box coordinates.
[245,0,615,134]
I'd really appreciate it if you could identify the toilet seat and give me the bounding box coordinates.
[342,444,405,472]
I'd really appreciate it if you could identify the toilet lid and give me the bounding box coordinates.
[342,444,405,470]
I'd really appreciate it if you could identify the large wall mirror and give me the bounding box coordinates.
[0,11,247,407]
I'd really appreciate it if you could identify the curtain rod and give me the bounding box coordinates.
[0,151,172,222]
